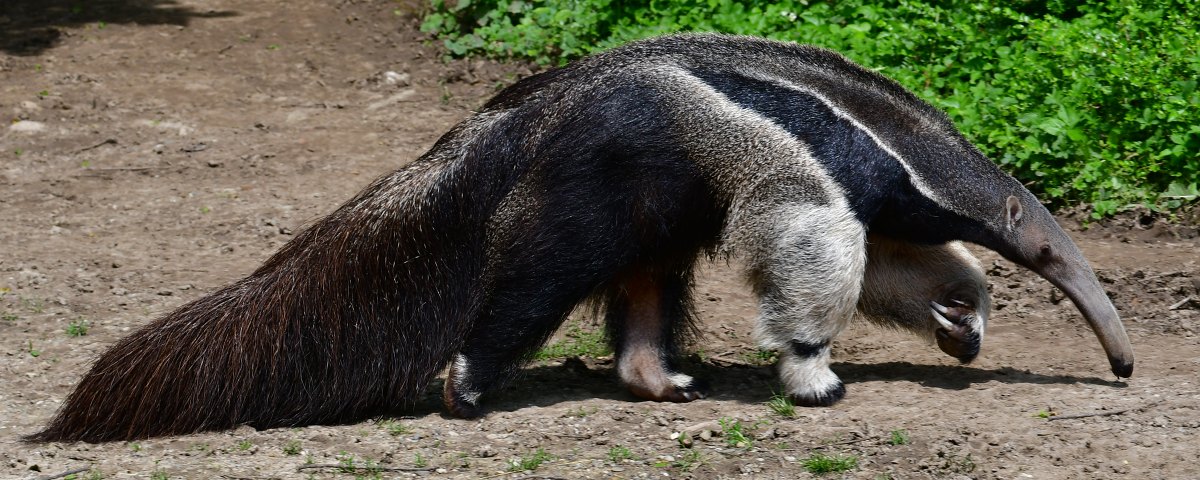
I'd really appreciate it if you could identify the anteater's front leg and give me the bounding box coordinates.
[745,204,867,406]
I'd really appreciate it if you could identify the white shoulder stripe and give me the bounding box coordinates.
[754,75,949,210]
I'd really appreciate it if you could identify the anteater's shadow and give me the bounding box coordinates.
[389,358,1125,418]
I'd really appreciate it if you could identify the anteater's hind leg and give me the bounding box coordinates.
[442,263,596,418]
[604,265,708,403]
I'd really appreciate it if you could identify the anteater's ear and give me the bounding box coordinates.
[1005,195,1023,232]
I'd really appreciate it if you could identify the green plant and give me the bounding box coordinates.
[27,340,40,358]
[533,323,611,360]
[767,392,795,418]
[236,439,253,451]
[283,440,302,455]
[673,449,703,471]
[608,445,634,461]
[1034,409,1054,419]
[422,0,1200,216]
[802,452,858,474]
[66,319,89,337]
[129,442,142,452]
[889,429,909,446]
[414,452,428,468]
[2,312,17,322]
[508,448,552,472]
[381,419,412,436]
[719,417,752,448]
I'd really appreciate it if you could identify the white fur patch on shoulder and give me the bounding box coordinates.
[752,75,949,211]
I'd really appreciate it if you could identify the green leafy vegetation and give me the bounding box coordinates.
[508,448,553,471]
[889,429,909,445]
[801,452,858,474]
[421,0,1200,215]
[608,445,634,461]
[283,440,302,455]
[66,319,89,337]
[719,417,752,448]
[767,392,796,418]
[533,323,611,360]
[380,419,413,436]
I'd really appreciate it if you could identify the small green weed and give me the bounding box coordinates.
[283,440,302,455]
[27,340,40,358]
[129,442,142,452]
[767,392,795,418]
[608,445,634,462]
[1034,410,1054,419]
[2,312,17,322]
[534,323,611,360]
[381,419,412,436]
[13,149,21,157]
[66,319,89,337]
[743,348,778,365]
[508,448,552,472]
[413,452,428,468]
[674,448,703,471]
[719,417,752,448]
[889,429,910,446]
[236,439,253,451]
[802,453,858,474]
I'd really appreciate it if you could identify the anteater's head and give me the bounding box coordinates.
[984,191,1135,378]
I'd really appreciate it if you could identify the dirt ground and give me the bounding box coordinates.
[2,1,1198,479]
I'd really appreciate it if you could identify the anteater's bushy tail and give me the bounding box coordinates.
[26,119,513,442]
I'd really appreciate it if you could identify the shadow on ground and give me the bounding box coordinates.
[388,357,1125,418]
[0,0,236,55]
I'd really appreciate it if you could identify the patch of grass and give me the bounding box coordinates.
[66,319,89,337]
[129,442,142,452]
[1034,409,1054,419]
[2,312,17,322]
[743,348,778,365]
[533,323,611,360]
[27,340,40,358]
[801,452,858,474]
[283,440,302,456]
[719,417,752,448]
[380,419,412,436]
[767,392,795,418]
[413,452,428,468]
[508,448,552,472]
[889,429,910,446]
[674,448,703,471]
[13,149,21,157]
[236,439,253,451]
[608,445,634,462]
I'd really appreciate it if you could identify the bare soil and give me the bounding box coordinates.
[2,1,1198,478]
